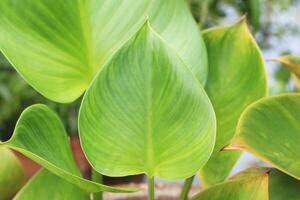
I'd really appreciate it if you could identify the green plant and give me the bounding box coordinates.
[0,1,299,200]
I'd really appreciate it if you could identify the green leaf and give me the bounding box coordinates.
[0,0,207,103]
[199,18,267,187]
[194,168,300,200]
[0,0,150,103]
[234,93,300,180]
[148,0,208,85]
[193,168,269,200]
[0,104,137,193]
[0,147,26,200]
[79,23,216,180]
[14,169,89,200]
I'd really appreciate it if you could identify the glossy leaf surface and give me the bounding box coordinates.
[235,94,300,179]
[0,147,26,200]
[0,0,207,103]
[200,18,267,186]
[14,169,89,200]
[0,105,136,193]
[79,23,216,180]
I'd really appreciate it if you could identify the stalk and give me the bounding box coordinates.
[91,169,103,200]
[148,176,155,200]
[178,175,195,200]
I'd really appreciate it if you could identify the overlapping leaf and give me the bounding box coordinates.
[199,18,268,187]
[0,104,136,193]
[234,94,300,180]
[0,0,207,103]
[14,169,89,200]
[148,0,208,85]
[0,147,26,200]
[194,168,300,200]
[79,23,216,180]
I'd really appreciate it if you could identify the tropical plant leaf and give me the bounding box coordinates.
[193,168,269,200]
[0,0,207,103]
[0,0,149,103]
[14,169,89,200]
[234,93,300,180]
[0,147,26,200]
[199,18,267,187]
[148,0,208,85]
[194,167,300,200]
[0,104,137,193]
[79,23,216,180]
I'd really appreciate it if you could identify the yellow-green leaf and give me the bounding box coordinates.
[200,18,267,187]
[235,93,300,180]
[14,169,89,200]
[0,147,26,200]
[0,105,137,193]
[79,23,216,180]
[193,168,269,200]
[149,0,208,85]
[194,168,300,200]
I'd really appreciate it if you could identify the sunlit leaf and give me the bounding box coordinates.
[0,105,137,193]
[199,18,267,187]
[194,168,269,200]
[148,0,208,85]
[0,147,26,200]
[79,23,216,180]
[14,169,89,200]
[234,93,300,180]
[0,0,207,103]
[194,167,300,200]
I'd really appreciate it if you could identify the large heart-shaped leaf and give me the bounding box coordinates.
[234,93,300,179]
[0,0,207,103]
[79,23,216,180]
[194,168,300,200]
[14,169,89,200]
[199,18,267,187]
[0,104,136,193]
[0,147,26,200]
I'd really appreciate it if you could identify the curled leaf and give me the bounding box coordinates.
[0,105,137,193]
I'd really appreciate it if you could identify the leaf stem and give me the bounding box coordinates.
[178,175,195,200]
[92,169,103,200]
[148,176,155,200]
